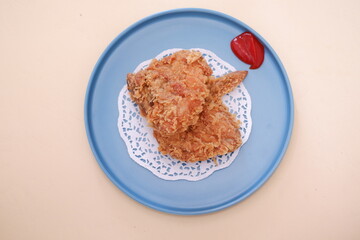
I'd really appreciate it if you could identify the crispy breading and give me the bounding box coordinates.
[127,50,212,135]
[127,50,247,161]
[154,71,247,162]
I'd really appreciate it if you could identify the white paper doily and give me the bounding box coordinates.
[118,48,252,181]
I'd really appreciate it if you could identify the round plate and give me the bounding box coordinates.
[85,8,293,215]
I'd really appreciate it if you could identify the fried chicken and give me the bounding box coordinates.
[154,71,247,162]
[127,50,212,135]
[127,49,247,162]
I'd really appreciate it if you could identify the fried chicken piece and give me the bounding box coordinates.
[207,71,248,98]
[127,50,212,135]
[154,71,248,162]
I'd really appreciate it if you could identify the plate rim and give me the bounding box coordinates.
[84,7,294,215]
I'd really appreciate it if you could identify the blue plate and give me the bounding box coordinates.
[85,8,293,215]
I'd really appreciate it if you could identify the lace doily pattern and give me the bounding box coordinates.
[118,48,252,181]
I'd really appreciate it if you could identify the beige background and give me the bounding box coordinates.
[1,0,360,239]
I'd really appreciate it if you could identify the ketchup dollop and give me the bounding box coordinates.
[231,32,264,69]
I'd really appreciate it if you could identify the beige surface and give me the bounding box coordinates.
[1,0,360,239]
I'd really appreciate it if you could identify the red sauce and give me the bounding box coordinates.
[231,32,264,69]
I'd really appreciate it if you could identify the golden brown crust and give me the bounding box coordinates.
[153,71,247,162]
[127,50,211,135]
[154,101,242,162]
[208,71,248,98]
[127,50,248,161]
